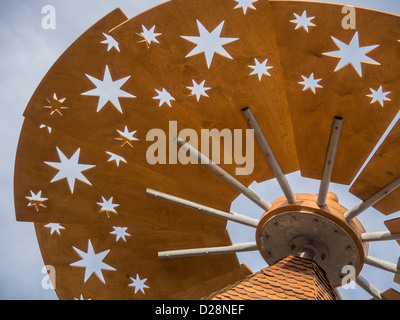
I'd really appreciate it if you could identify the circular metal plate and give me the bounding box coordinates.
[258,211,360,287]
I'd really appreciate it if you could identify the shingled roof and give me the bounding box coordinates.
[203,255,338,300]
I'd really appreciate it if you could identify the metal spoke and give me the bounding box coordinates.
[356,275,384,300]
[241,107,296,203]
[175,136,272,211]
[158,242,258,259]
[344,176,400,221]
[365,256,400,275]
[317,117,343,207]
[361,231,400,242]
[146,188,259,228]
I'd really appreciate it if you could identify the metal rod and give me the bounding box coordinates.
[241,107,296,203]
[365,256,400,275]
[146,188,259,228]
[344,176,400,221]
[175,136,272,211]
[361,231,400,242]
[158,242,258,259]
[355,275,384,300]
[317,117,343,207]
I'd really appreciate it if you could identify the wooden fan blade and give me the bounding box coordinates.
[380,288,400,300]
[269,1,400,185]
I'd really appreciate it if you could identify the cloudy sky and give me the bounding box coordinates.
[0,0,399,300]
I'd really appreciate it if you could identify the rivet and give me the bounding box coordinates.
[321,254,326,260]
[314,219,318,224]
[291,244,296,250]
[346,246,352,251]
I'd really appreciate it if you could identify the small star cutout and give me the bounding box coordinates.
[181,20,239,69]
[186,80,211,101]
[44,147,95,194]
[100,33,120,52]
[115,126,139,148]
[26,191,48,212]
[366,86,391,107]
[70,239,116,284]
[110,227,131,242]
[97,196,119,217]
[129,274,149,294]
[298,73,323,94]
[105,151,127,167]
[44,223,65,235]
[323,32,380,77]
[39,124,52,134]
[82,65,136,113]
[290,10,316,32]
[248,58,274,80]
[234,0,258,14]
[74,295,91,300]
[138,25,162,47]
[153,88,175,107]
[43,94,68,116]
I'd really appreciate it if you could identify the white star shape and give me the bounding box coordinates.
[115,126,139,148]
[290,10,316,32]
[26,191,48,211]
[82,65,136,113]
[105,151,127,167]
[138,25,161,47]
[44,147,95,194]
[100,33,120,52]
[186,80,211,101]
[323,32,380,77]
[110,226,131,242]
[248,58,274,80]
[153,88,175,107]
[44,223,65,235]
[366,86,391,107]
[70,239,116,284]
[234,0,258,14]
[298,73,323,94]
[97,196,119,217]
[181,20,239,68]
[40,124,52,134]
[129,274,149,294]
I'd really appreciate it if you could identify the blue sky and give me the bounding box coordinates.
[0,0,399,300]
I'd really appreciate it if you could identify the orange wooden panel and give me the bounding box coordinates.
[270,0,400,184]
[34,222,252,300]
[384,218,400,246]
[350,122,400,215]
[380,288,400,300]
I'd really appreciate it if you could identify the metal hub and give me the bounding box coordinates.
[257,210,361,287]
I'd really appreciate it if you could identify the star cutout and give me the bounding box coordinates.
[298,73,323,94]
[181,20,239,68]
[44,223,65,235]
[74,294,91,300]
[70,239,116,284]
[153,88,175,107]
[100,33,120,52]
[290,10,316,32]
[138,25,161,47]
[115,126,139,148]
[43,94,68,116]
[248,58,274,80]
[366,86,391,107]
[110,226,131,242]
[97,196,119,217]
[82,65,135,113]
[186,80,211,101]
[129,274,149,294]
[26,191,48,212]
[40,124,52,134]
[44,147,95,194]
[323,31,380,77]
[234,0,258,14]
[105,151,127,167]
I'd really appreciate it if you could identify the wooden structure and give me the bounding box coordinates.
[14,0,400,300]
